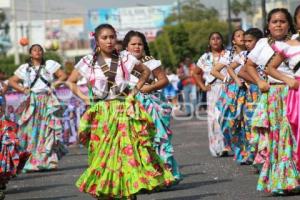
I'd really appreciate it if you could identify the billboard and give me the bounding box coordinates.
[44,18,87,50]
[88,5,173,40]
[0,0,10,8]
[61,17,85,49]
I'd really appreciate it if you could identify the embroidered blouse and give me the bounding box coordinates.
[75,50,140,100]
[248,38,293,83]
[14,60,61,93]
[196,50,230,85]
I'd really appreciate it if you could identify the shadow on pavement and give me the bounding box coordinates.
[58,164,88,172]
[6,184,69,194]
[15,195,78,200]
[14,172,64,181]
[179,163,204,169]
[64,152,88,157]
[159,193,219,200]
[182,171,206,178]
[160,179,232,192]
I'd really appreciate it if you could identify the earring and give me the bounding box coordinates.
[96,46,101,53]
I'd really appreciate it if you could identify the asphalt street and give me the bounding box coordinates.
[5,114,300,200]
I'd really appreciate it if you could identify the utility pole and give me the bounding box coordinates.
[177,0,181,24]
[261,0,267,30]
[43,0,48,21]
[26,0,31,44]
[227,0,232,46]
[11,0,20,65]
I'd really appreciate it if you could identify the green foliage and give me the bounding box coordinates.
[231,0,254,16]
[0,54,26,76]
[150,0,229,70]
[150,20,228,70]
[165,0,219,25]
[0,10,5,24]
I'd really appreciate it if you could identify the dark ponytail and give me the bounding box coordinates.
[27,44,46,70]
[123,30,151,56]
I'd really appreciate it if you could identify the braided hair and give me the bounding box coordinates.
[91,23,118,67]
[122,30,151,56]
[229,29,244,63]
[26,44,46,72]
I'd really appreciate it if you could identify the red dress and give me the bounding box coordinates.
[0,114,29,185]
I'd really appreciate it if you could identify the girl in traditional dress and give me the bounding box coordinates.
[231,28,265,168]
[8,44,67,172]
[193,32,230,157]
[67,24,174,199]
[211,29,248,163]
[236,28,265,170]
[246,8,300,194]
[266,31,300,171]
[0,77,29,199]
[123,30,182,182]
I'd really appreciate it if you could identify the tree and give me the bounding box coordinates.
[150,20,228,70]
[0,9,5,24]
[165,0,219,25]
[150,0,229,70]
[231,0,254,16]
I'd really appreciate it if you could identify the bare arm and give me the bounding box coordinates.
[8,75,30,94]
[192,67,210,91]
[52,68,68,88]
[140,66,168,93]
[227,62,242,86]
[66,69,90,104]
[266,53,298,89]
[237,66,256,83]
[211,63,226,81]
[245,59,270,92]
[132,63,151,95]
[0,81,8,95]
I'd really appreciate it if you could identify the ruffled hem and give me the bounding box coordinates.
[135,93,181,180]
[77,96,175,198]
[216,83,248,162]
[15,93,66,172]
[76,166,174,198]
[253,85,300,194]
[257,160,300,194]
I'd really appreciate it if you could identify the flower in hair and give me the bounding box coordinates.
[90,32,95,37]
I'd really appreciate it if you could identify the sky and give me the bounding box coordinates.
[3,0,222,21]
[10,0,178,20]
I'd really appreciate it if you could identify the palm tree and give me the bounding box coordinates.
[231,0,254,17]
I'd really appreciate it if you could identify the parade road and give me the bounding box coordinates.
[5,114,299,200]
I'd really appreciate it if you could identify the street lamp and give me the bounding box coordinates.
[11,0,20,65]
[261,0,267,29]
[227,0,232,47]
